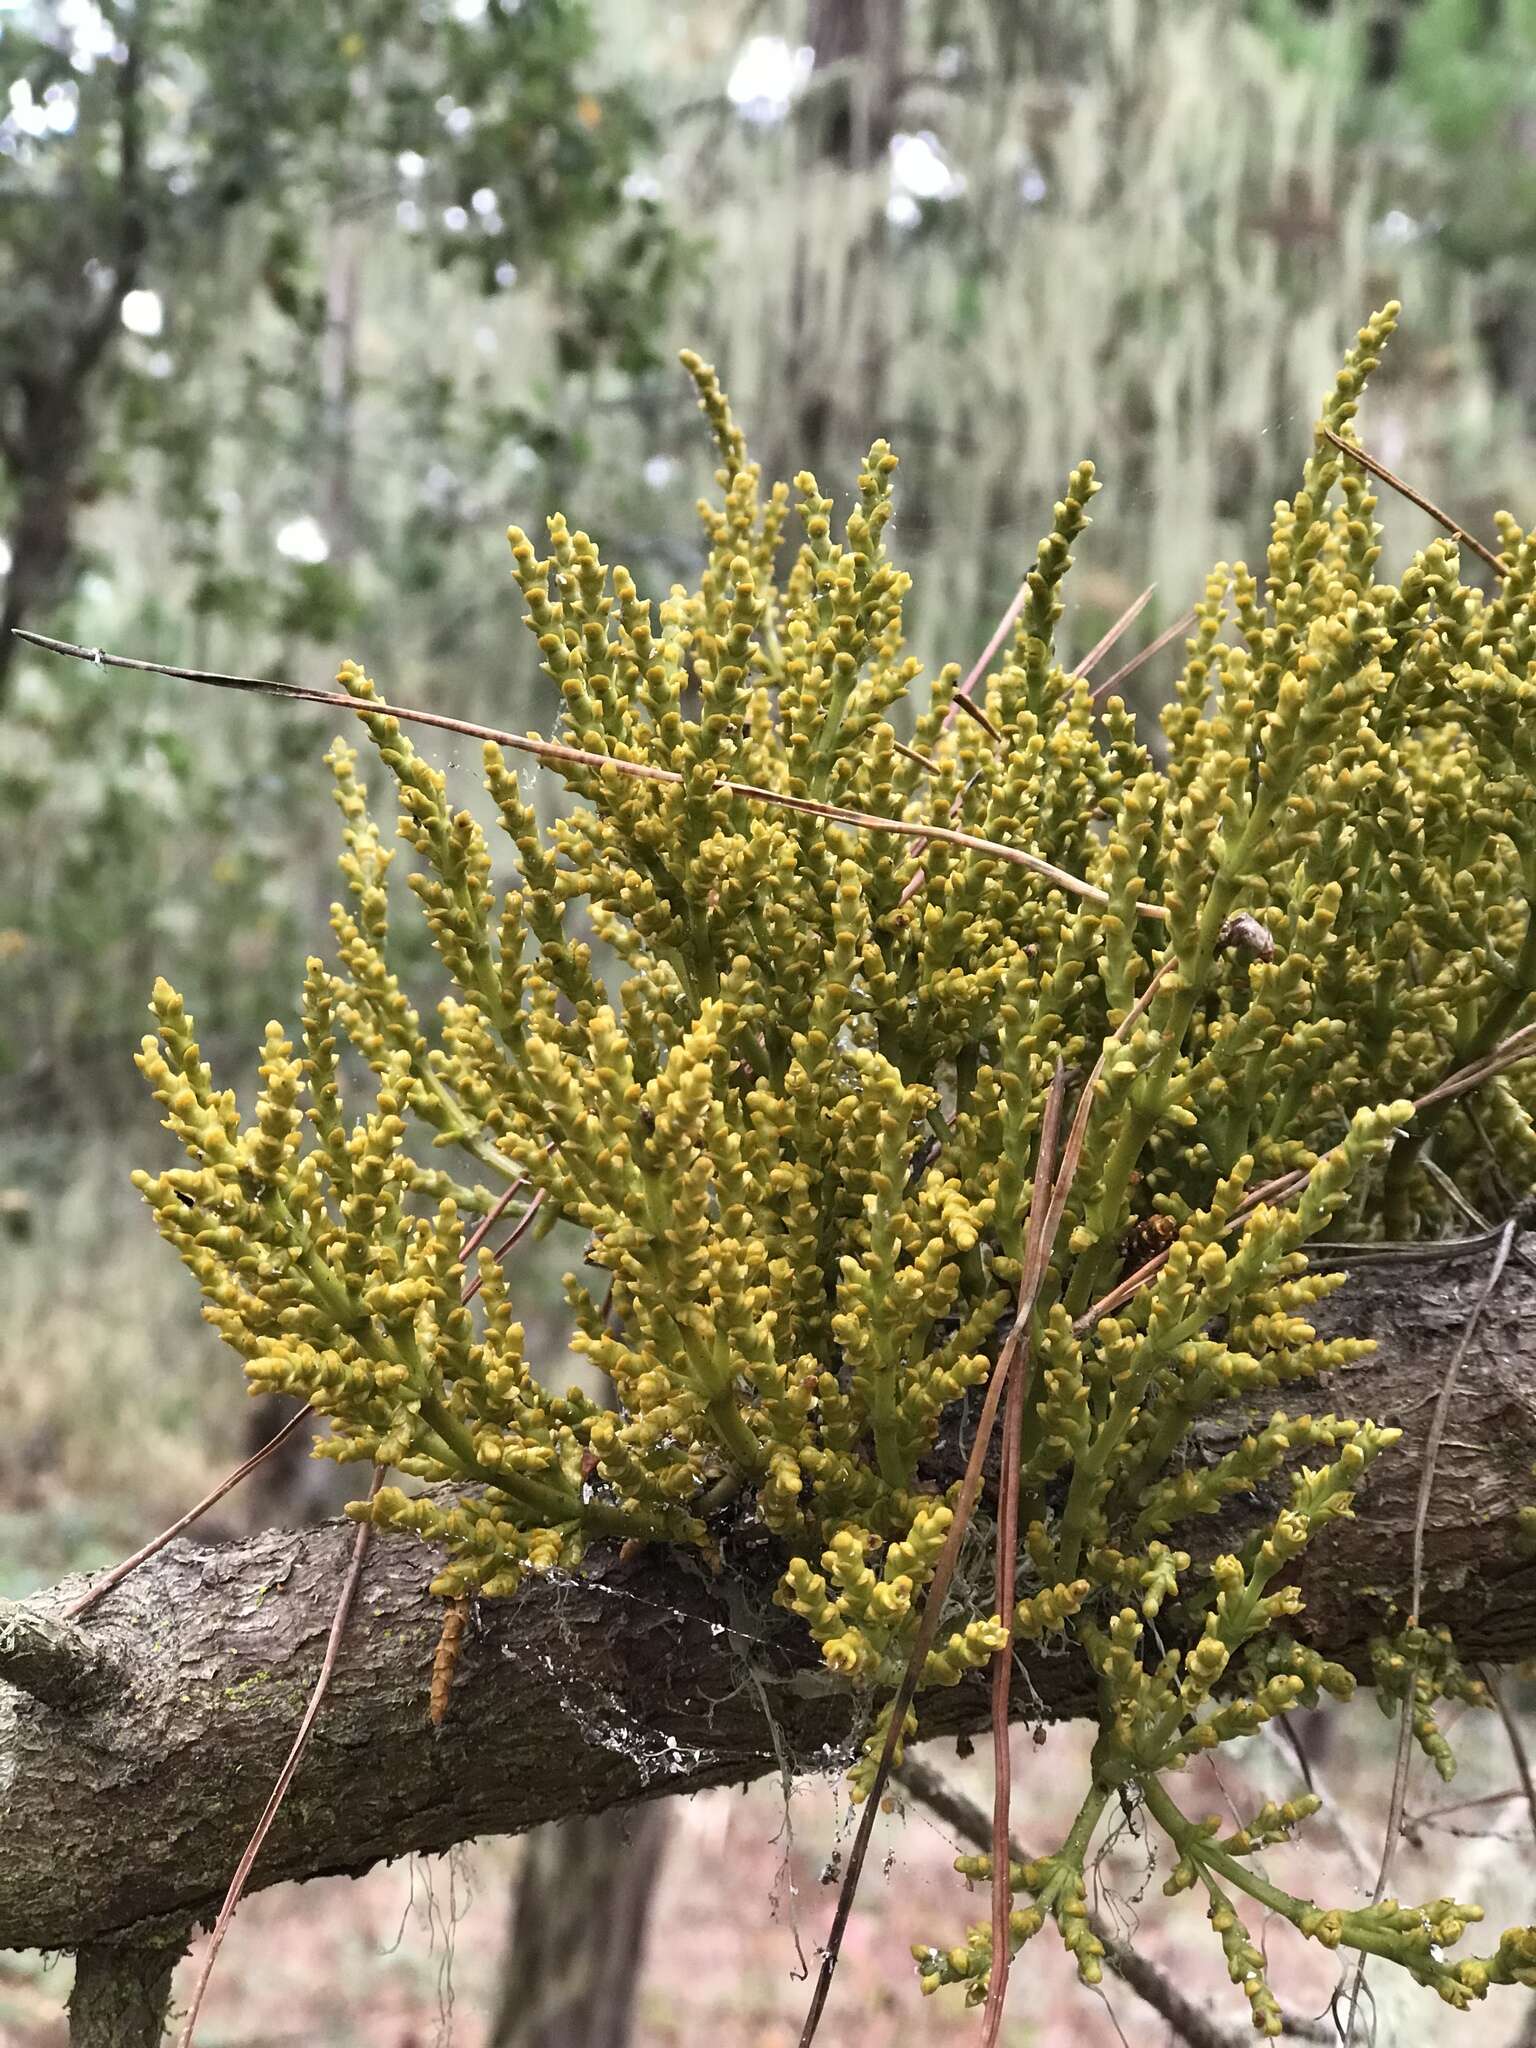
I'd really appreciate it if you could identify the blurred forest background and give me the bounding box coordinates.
[6,1,1536,2043]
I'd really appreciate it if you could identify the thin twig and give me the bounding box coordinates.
[1089,608,1196,704]
[65,1405,316,1619]
[1342,1220,1515,2046]
[1339,1701,1411,2048]
[1404,1787,1533,1827]
[1268,1721,1374,1886]
[175,1467,383,2048]
[1321,429,1502,576]
[13,631,1167,924]
[1481,1667,1536,1848]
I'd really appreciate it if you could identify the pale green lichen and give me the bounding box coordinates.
[132,303,1536,2030]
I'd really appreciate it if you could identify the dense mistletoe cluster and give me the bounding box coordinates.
[133,305,1536,2029]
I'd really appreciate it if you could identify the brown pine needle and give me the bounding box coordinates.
[891,737,941,773]
[942,575,1032,734]
[950,689,1003,742]
[1075,585,1156,681]
[12,630,1167,924]
[982,1067,1069,2047]
[1089,608,1197,705]
[460,1174,528,1262]
[1322,428,1503,576]
[64,1404,317,1619]
[462,1187,547,1304]
[795,1067,1074,2048]
[175,1467,383,2048]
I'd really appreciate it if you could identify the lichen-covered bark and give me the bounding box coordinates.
[2,1241,1534,1958]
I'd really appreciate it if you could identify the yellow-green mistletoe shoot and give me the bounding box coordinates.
[134,305,1536,2031]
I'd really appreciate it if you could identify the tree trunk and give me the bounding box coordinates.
[490,1805,673,2048]
[0,11,145,709]
[67,1928,188,2048]
[2,1237,1535,1961]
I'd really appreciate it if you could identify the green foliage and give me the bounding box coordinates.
[0,0,675,664]
[0,0,684,1084]
[1253,0,1536,311]
[132,306,1536,2030]
[0,658,311,1095]
[1370,1620,1492,1782]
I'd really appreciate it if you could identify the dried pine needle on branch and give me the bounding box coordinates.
[27,299,1536,2040]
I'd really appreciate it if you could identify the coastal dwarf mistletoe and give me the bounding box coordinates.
[134,304,1536,2030]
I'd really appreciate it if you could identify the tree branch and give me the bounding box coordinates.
[2,1240,1535,1959]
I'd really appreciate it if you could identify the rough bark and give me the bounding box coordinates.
[3,1240,1535,1959]
[66,1927,189,2048]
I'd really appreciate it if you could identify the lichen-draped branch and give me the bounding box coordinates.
[131,303,1536,2033]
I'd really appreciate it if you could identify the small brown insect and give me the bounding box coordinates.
[428,1596,470,1727]
[1216,911,1276,962]
[1119,1212,1177,1279]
